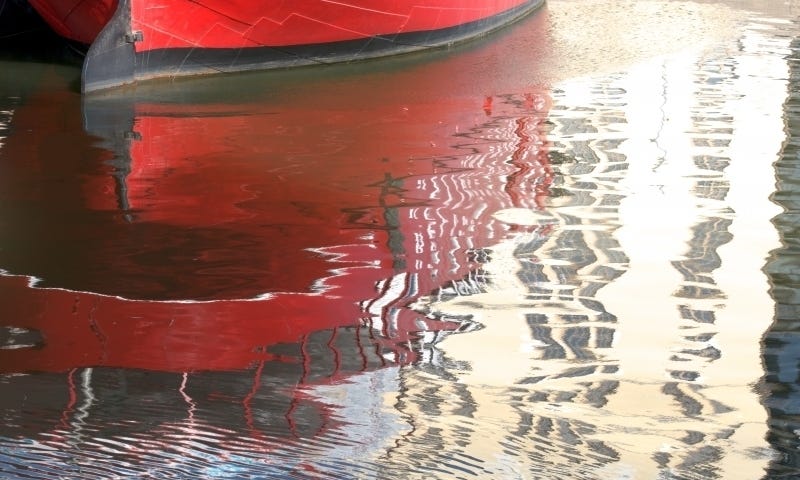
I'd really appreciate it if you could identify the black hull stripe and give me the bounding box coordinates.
[83,0,545,92]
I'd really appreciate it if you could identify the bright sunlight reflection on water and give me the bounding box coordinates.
[414,22,787,478]
[1,1,800,479]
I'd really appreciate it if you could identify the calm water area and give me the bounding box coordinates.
[1,0,800,478]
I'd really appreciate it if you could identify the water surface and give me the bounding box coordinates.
[1,1,799,478]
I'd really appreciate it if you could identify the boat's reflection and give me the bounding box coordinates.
[0,19,552,468]
[0,63,551,373]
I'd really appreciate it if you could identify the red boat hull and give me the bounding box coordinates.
[24,0,115,45]
[26,0,545,91]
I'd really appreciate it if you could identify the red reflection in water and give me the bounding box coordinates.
[0,21,559,469]
[0,16,552,378]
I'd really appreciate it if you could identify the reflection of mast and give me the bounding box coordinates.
[59,368,79,431]
[504,114,552,211]
[108,131,141,221]
[61,368,95,447]
[378,172,409,272]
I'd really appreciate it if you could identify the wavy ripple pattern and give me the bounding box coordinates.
[2,3,800,479]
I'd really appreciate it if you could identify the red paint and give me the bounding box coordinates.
[27,0,532,49]
[26,0,544,91]
[26,0,116,45]
[131,0,534,50]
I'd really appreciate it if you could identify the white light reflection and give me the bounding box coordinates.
[593,23,785,477]
[398,17,789,480]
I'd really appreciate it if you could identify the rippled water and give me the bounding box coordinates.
[1,1,800,479]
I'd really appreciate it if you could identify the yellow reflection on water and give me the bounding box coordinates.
[398,12,789,480]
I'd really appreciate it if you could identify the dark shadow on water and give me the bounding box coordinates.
[763,30,800,479]
[0,0,83,66]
